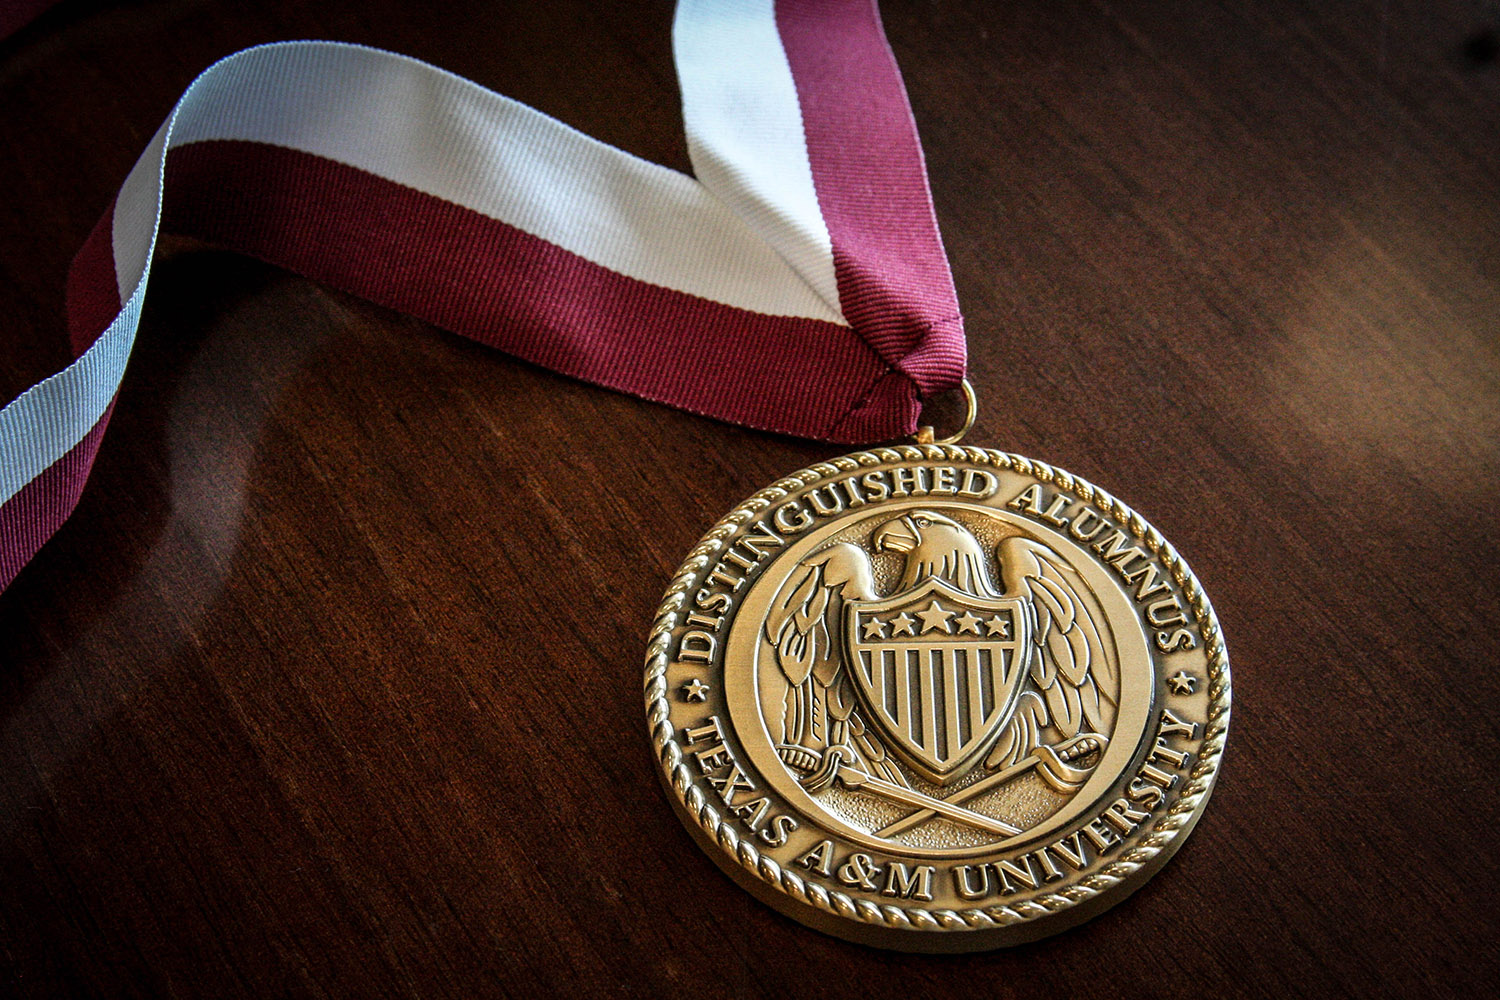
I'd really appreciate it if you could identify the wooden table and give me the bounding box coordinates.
[3,1,1496,995]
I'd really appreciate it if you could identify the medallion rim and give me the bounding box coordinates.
[644,444,1231,949]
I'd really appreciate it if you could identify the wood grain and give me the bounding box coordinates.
[2,1,1497,996]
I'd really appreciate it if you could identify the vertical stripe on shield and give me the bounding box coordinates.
[942,648,961,761]
[855,640,1018,772]
[919,649,936,757]
[966,647,985,746]
[860,648,898,728]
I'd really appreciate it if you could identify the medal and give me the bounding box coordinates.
[647,387,1229,949]
[1,0,1231,952]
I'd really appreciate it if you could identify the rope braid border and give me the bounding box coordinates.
[644,446,1231,934]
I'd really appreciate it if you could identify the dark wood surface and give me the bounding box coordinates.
[3,1,1497,996]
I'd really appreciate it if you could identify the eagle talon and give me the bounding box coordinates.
[776,744,822,774]
[1035,741,1098,793]
[779,744,851,795]
[1055,732,1107,763]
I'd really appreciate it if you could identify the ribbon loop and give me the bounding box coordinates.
[1,1,965,591]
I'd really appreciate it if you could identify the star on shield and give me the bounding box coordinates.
[916,600,953,633]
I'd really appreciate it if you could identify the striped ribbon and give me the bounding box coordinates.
[0,0,965,591]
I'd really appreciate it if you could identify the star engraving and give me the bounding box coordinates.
[984,613,1012,638]
[953,610,984,635]
[682,679,711,702]
[917,600,954,634]
[888,613,917,637]
[861,616,888,639]
[1166,670,1198,696]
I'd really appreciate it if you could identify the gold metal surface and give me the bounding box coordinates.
[645,447,1230,950]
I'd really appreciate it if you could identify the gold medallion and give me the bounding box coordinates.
[645,446,1229,950]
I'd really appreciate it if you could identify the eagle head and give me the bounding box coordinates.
[872,511,996,595]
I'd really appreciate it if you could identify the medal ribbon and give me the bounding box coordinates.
[0,0,965,591]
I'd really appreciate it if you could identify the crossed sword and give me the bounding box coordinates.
[789,734,1106,839]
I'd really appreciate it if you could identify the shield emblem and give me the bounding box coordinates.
[845,579,1032,786]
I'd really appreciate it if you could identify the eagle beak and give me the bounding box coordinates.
[873,516,918,553]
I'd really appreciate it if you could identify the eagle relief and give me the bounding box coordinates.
[762,508,1117,848]
[648,451,1229,951]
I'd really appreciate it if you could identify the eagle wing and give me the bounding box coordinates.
[764,542,874,689]
[764,543,905,786]
[987,536,1116,769]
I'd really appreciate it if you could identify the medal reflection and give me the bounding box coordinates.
[767,509,1112,844]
